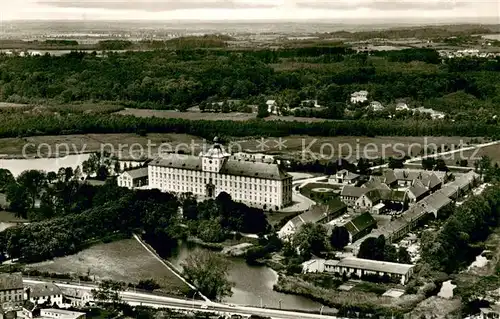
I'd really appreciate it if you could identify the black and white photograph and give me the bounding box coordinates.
[0,1,499,318]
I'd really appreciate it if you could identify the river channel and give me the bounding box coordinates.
[167,241,326,312]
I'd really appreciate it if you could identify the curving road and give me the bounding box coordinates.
[369,140,500,171]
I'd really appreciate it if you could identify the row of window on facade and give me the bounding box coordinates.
[1,294,22,302]
[153,183,280,203]
[152,172,281,185]
[152,177,280,192]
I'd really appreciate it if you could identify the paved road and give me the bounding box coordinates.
[369,140,500,171]
[24,279,339,319]
[292,176,328,187]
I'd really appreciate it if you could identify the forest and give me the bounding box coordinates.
[1,47,500,120]
[1,111,500,141]
[421,184,500,273]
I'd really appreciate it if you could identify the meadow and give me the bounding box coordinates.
[25,238,190,296]
[115,108,335,123]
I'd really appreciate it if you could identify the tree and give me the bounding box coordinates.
[16,170,47,210]
[383,244,398,262]
[136,279,160,291]
[221,101,230,113]
[181,193,199,220]
[199,101,207,112]
[459,159,468,167]
[113,161,121,175]
[0,169,15,192]
[182,250,234,301]
[83,152,111,177]
[330,226,350,250]
[435,158,449,172]
[46,171,57,184]
[74,166,82,181]
[57,167,66,182]
[196,217,227,243]
[356,158,370,175]
[5,183,30,218]
[257,103,269,118]
[422,158,436,170]
[96,166,109,181]
[292,223,328,259]
[398,247,412,264]
[358,235,386,261]
[91,280,124,307]
[64,167,74,182]
[388,158,404,169]
[477,156,492,181]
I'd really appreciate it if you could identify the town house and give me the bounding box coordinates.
[0,273,24,309]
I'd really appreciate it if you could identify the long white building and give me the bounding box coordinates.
[148,143,293,210]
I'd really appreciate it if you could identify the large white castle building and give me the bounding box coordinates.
[143,142,293,210]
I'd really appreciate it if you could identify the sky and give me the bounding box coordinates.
[1,0,499,21]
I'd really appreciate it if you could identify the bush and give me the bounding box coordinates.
[136,279,161,291]
[354,282,387,295]
[285,262,303,275]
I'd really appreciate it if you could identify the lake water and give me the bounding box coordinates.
[167,242,326,312]
[0,154,91,177]
[0,154,144,177]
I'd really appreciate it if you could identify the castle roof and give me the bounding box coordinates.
[150,154,291,181]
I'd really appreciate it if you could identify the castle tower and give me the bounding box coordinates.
[201,137,229,173]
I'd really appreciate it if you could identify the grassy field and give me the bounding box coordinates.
[443,143,500,166]
[26,238,190,296]
[0,133,205,158]
[412,143,500,168]
[0,133,482,162]
[116,108,336,123]
[235,135,473,161]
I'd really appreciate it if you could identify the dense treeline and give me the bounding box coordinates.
[372,48,441,64]
[1,112,499,140]
[97,40,134,50]
[0,166,271,263]
[1,47,500,116]
[321,25,498,41]
[421,185,500,273]
[0,185,182,262]
[182,192,269,243]
[44,40,79,46]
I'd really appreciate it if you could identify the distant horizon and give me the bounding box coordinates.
[3,17,500,26]
[2,0,499,23]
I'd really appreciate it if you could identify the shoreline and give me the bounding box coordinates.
[0,152,148,161]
